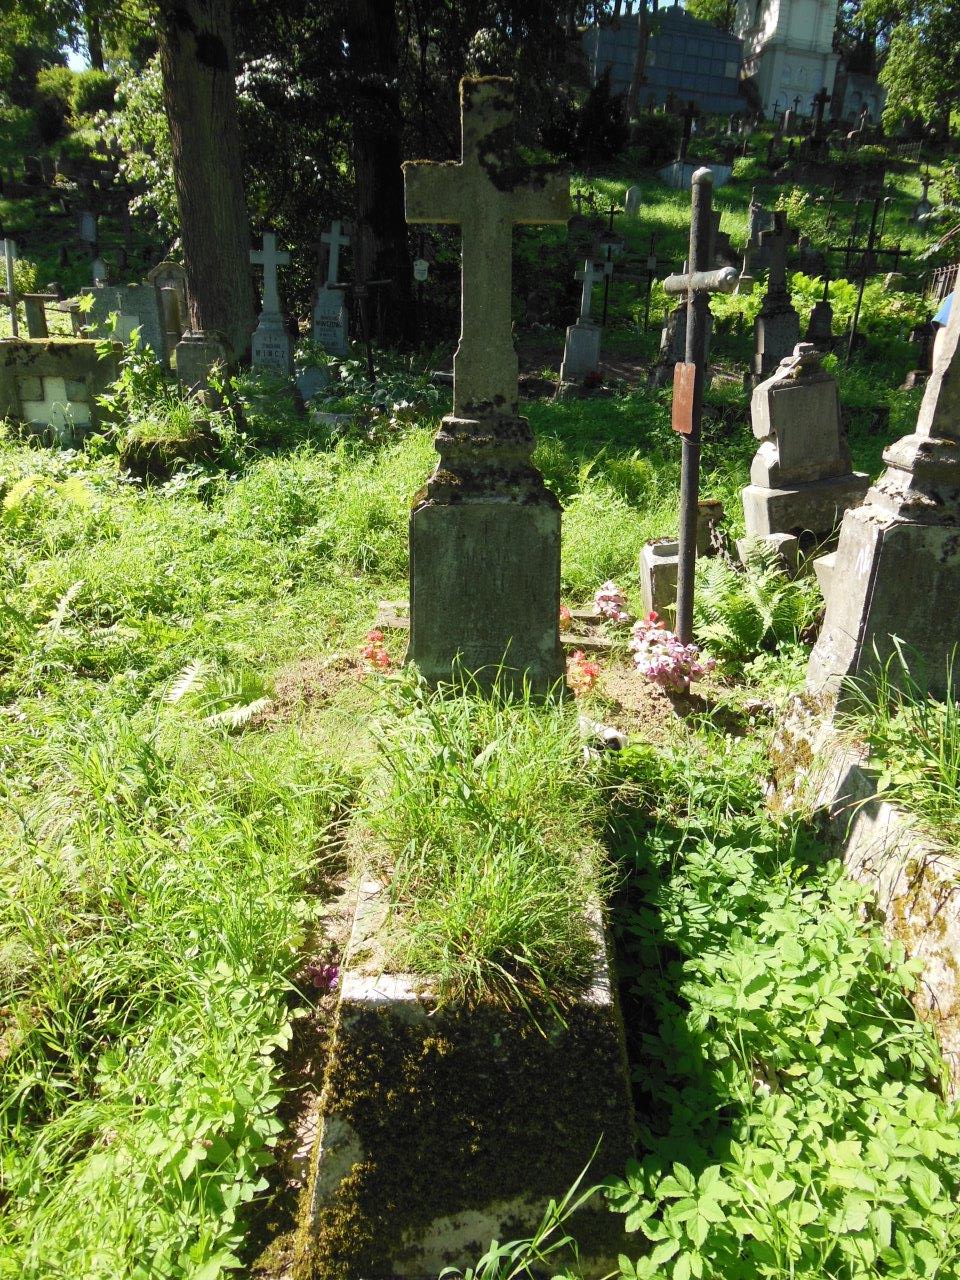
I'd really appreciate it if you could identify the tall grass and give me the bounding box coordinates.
[363,677,610,1006]
[843,642,960,847]
[0,709,349,1276]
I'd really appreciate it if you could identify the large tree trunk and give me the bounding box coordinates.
[83,2,105,71]
[343,0,414,347]
[156,0,255,359]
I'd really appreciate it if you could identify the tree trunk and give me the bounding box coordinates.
[344,0,413,346]
[625,0,650,120]
[156,0,255,359]
[83,3,105,71]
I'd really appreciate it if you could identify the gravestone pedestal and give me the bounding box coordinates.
[805,297,834,350]
[409,417,564,692]
[174,330,231,407]
[807,302,960,703]
[251,310,293,375]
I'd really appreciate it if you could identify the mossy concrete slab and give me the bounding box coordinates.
[0,338,120,443]
[294,878,635,1279]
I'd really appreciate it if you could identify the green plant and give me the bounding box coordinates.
[842,641,960,847]
[33,66,75,143]
[73,69,115,118]
[693,539,822,667]
[362,674,609,1006]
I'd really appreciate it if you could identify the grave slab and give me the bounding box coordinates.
[84,283,167,363]
[0,338,119,444]
[294,877,634,1279]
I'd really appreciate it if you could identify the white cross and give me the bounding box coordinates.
[250,231,290,315]
[20,376,90,431]
[321,220,351,286]
[575,259,604,322]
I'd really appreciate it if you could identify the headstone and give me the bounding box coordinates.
[742,344,868,544]
[78,210,98,245]
[146,259,189,324]
[625,185,641,217]
[23,296,48,339]
[157,286,184,366]
[250,230,293,375]
[805,278,834,350]
[558,259,603,388]
[402,76,570,692]
[912,170,933,224]
[753,214,800,381]
[91,256,108,286]
[312,219,351,356]
[84,284,167,362]
[808,292,960,703]
[24,156,43,185]
[650,287,712,387]
[174,330,231,407]
[736,242,755,295]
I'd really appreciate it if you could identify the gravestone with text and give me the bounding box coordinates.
[808,294,960,703]
[313,220,350,357]
[742,343,868,544]
[402,77,570,692]
[85,283,167,362]
[250,231,293,375]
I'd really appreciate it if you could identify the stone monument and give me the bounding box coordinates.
[753,213,799,380]
[807,296,960,702]
[250,231,293,375]
[85,283,167,362]
[402,76,570,693]
[313,219,350,357]
[741,343,868,546]
[625,185,641,216]
[557,258,603,390]
[805,276,834,350]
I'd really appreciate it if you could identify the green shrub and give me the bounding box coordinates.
[33,66,75,143]
[73,68,116,117]
[626,110,682,171]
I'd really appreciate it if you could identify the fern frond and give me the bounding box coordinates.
[45,580,85,634]
[166,660,211,705]
[204,697,273,731]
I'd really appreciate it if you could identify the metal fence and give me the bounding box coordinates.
[896,140,923,163]
[928,262,959,303]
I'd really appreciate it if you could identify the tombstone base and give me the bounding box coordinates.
[559,321,601,383]
[639,540,679,620]
[808,505,960,703]
[737,531,800,576]
[251,309,293,376]
[408,493,564,695]
[742,472,869,541]
[753,309,801,379]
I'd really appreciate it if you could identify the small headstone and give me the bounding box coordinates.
[78,210,98,245]
[752,214,800,381]
[742,343,869,545]
[624,185,641,217]
[805,279,833,351]
[558,259,603,389]
[146,260,189,328]
[85,283,167,361]
[312,220,351,357]
[157,285,184,367]
[91,256,108,286]
[174,330,232,407]
[413,258,429,282]
[249,230,293,375]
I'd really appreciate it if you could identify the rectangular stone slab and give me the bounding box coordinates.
[294,878,635,1279]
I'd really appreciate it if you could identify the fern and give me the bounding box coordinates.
[694,539,821,665]
[165,660,272,732]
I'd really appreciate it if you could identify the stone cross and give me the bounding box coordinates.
[575,259,603,322]
[250,231,289,315]
[761,215,789,295]
[404,76,569,419]
[321,220,350,286]
[812,85,830,135]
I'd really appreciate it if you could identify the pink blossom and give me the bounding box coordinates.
[567,649,601,696]
[594,580,630,624]
[629,616,714,692]
[361,629,392,670]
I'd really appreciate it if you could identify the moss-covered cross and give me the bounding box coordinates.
[403,77,569,420]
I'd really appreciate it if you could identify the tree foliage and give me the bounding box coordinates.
[874,0,960,126]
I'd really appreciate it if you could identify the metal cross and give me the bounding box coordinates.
[662,168,738,643]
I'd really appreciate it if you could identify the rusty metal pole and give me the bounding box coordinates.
[662,170,738,643]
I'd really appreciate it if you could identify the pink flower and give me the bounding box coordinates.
[361,629,392,670]
[629,616,713,692]
[567,649,601,696]
[559,604,573,629]
[304,959,340,992]
[594,580,629,624]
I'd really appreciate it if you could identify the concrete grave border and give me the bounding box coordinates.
[293,873,635,1279]
[0,338,121,444]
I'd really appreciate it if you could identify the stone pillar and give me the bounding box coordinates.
[807,298,960,702]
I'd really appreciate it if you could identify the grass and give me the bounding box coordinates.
[362,676,609,1006]
[842,642,960,849]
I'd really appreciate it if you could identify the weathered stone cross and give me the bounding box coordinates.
[321,220,350,286]
[250,231,289,315]
[575,259,603,323]
[760,215,789,295]
[404,77,570,419]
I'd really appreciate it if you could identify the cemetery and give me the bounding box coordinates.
[1,3,960,1278]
